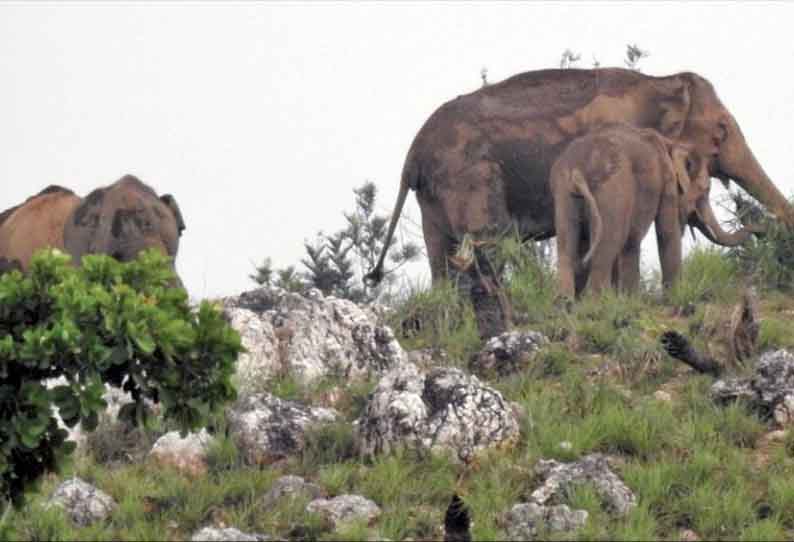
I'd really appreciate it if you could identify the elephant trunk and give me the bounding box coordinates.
[692,197,756,247]
[718,124,794,227]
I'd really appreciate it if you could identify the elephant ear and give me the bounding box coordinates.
[160,194,185,235]
[686,152,710,194]
[655,77,691,138]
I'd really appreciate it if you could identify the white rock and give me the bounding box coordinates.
[223,287,406,389]
[191,526,270,541]
[306,494,381,528]
[532,454,637,517]
[355,363,519,463]
[225,307,280,392]
[227,393,338,465]
[46,477,117,526]
[504,502,588,540]
[472,330,548,375]
[653,390,672,402]
[261,475,325,508]
[149,428,214,476]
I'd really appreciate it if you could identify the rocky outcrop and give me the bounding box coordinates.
[227,393,337,465]
[355,363,519,463]
[504,503,588,540]
[306,494,381,529]
[223,287,406,391]
[471,330,548,376]
[149,429,214,477]
[531,454,636,516]
[712,349,794,424]
[46,477,117,526]
[261,475,325,508]
[191,526,271,541]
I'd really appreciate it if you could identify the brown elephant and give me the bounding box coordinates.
[0,185,82,270]
[0,175,185,284]
[366,68,790,332]
[551,124,758,298]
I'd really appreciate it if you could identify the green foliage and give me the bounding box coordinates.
[249,258,304,293]
[0,249,242,506]
[727,192,794,292]
[668,247,739,308]
[251,181,420,303]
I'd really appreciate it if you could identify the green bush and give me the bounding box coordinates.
[0,249,242,506]
[727,193,794,292]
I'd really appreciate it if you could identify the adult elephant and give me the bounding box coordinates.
[366,68,790,331]
[0,174,186,285]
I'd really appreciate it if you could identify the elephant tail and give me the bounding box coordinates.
[364,158,417,287]
[572,169,603,267]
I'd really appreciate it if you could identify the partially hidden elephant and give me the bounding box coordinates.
[0,175,185,285]
[551,124,759,298]
[365,68,791,333]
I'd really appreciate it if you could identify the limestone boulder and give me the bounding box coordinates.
[355,363,520,463]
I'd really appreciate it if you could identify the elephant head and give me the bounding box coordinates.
[670,145,761,246]
[656,73,794,227]
[63,174,186,286]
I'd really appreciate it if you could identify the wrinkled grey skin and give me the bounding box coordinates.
[63,175,186,287]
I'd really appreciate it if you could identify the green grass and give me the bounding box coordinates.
[387,279,481,363]
[669,246,740,308]
[759,317,794,351]
[8,269,794,541]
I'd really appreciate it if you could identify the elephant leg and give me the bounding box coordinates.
[554,191,582,299]
[618,242,642,294]
[586,237,623,294]
[419,202,452,285]
[655,189,683,290]
[574,238,591,297]
[611,259,621,290]
[586,182,630,295]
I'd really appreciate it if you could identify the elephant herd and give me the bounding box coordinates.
[368,67,792,335]
[1,67,791,332]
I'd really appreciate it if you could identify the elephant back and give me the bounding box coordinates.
[0,186,80,270]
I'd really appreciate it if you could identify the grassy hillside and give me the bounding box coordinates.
[7,245,794,541]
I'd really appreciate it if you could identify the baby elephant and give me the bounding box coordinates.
[551,124,756,298]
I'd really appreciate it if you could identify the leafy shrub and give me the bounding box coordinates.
[0,249,242,506]
[668,247,738,308]
[727,193,794,292]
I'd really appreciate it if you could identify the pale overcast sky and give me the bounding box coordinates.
[2,2,793,298]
